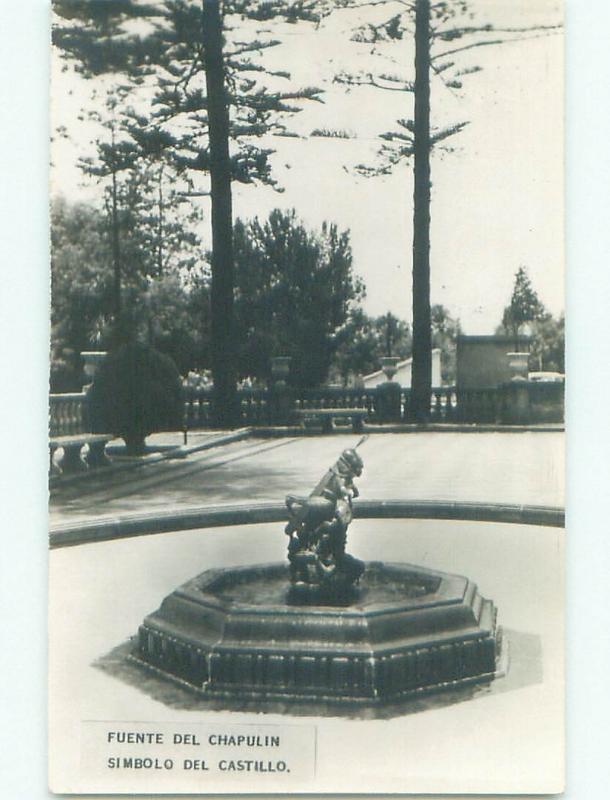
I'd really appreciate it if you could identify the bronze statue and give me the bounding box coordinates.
[284,439,366,597]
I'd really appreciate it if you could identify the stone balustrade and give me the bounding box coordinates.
[182,386,214,429]
[49,392,88,437]
[49,392,112,475]
[50,381,563,447]
[183,386,270,428]
[295,387,377,414]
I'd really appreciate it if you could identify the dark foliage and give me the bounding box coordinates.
[50,197,209,389]
[53,0,327,424]
[497,266,564,373]
[50,197,114,391]
[87,342,183,453]
[233,209,363,387]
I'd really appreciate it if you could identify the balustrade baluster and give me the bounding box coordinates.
[447,389,456,421]
[49,393,88,437]
[433,391,442,421]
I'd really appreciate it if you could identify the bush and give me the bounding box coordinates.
[87,343,183,454]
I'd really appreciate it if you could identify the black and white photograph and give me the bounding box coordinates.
[46,0,564,794]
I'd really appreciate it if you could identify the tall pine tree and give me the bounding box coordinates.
[53,0,325,426]
[335,0,560,419]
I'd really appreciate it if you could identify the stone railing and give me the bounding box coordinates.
[526,381,564,423]
[183,386,270,428]
[294,387,378,414]
[237,387,270,425]
[49,392,113,474]
[49,392,88,437]
[50,380,564,440]
[454,388,505,424]
[182,386,214,429]
[429,388,459,422]
[401,387,504,424]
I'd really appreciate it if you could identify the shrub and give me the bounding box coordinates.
[87,343,183,455]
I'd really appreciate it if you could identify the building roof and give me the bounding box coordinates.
[362,348,441,384]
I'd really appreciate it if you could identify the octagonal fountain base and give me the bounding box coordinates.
[133,562,500,707]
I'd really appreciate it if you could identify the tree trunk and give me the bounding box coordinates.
[123,432,146,457]
[111,166,122,328]
[410,0,432,422]
[202,0,238,428]
[157,163,164,276]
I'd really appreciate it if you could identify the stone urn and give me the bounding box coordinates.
[506,351,529,382]
[380,356,400,382]
[270,356,292,386]
[81,351,108,388]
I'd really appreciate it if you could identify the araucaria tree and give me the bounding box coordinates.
[77,91,204,337]
[335,0,560,420]
[53,0,324,426]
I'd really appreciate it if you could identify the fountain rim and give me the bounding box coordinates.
[49,499,564,549]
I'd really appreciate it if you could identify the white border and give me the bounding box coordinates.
[1,0,609,797]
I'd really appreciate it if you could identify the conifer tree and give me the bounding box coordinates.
[335,0,560,419]
[498,266,563,372]
[75,91,202,333]
[501,266,547,338]
[53,0,325,426]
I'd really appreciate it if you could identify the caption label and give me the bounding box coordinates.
[80,720,316,789]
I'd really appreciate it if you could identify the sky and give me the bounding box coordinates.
[50,0,564,334]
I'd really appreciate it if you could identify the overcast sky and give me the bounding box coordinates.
[51,0,563,334]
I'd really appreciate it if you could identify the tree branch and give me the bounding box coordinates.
[433,28,562,61]
[335,71,414,92]
[433,23,562,42]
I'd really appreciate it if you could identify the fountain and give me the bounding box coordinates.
[133,444,501,707]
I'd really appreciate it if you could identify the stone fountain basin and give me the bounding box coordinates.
[134,561,498,706]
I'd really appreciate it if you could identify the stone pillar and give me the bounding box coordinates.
[84,439,112,469]
[59,443,88,473]
[501,352,531,424]
[376,381,402,423]
[376,357,402,423]
[269,356,293,426]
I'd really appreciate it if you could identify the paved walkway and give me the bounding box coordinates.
[49,434,565,790]
[49,432,564,526]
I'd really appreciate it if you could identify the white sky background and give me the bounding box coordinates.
[50,0,563,334]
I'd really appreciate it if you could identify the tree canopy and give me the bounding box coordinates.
[51,197,114,391]
[52,0,328,424]
[233,209,364,387]
[501,265,547,337]
[50,196,209,391]
[330,310,411,385]
[332,0,560,417]
[497,266,564,373]
[329,303,460,386]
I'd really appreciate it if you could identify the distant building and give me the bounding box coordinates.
[362,348,442,388]
[456,335,531,389]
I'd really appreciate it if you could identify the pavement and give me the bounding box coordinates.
[48,430,565,793]
[49,431,565,526]
[49,515,564,794]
